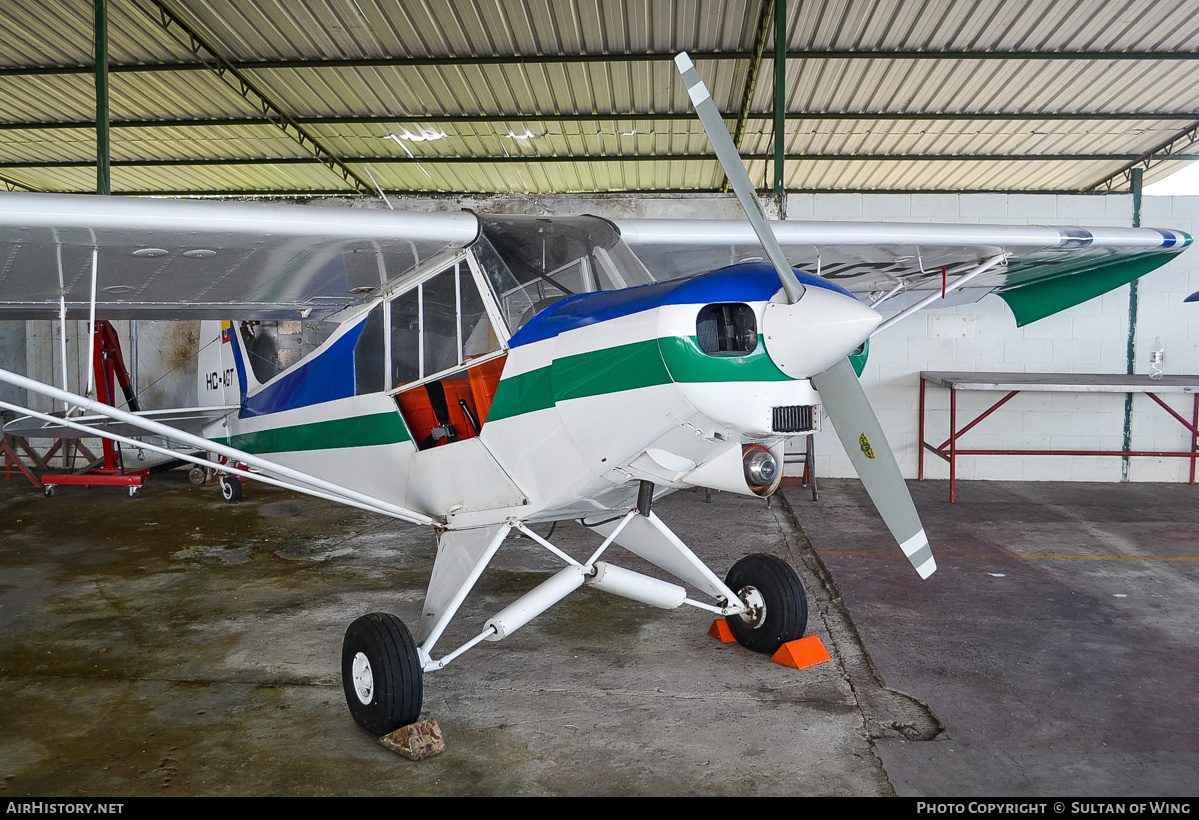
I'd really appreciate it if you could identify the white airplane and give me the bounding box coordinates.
[0,55,1189,736]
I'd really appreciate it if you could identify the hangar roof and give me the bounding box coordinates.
[2,0,1197,197]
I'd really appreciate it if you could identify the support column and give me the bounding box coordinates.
[1121,167,1143,480]
[773,0,787,195]
[94,0,110,195]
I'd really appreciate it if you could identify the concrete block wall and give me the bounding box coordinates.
[792,193,1199,483]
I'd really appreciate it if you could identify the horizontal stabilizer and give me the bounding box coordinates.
[4,406,237,439]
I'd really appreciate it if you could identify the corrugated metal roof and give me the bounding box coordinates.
[1,0,1197,196]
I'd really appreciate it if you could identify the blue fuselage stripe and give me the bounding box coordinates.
[508,263,853,348]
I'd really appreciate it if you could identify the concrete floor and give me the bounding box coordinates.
[0,469,1195,796]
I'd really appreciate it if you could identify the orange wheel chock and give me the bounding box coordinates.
[708,618,736,643]
[771,635,831,670]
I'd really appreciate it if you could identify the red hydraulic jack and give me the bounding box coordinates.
[41,321,149,498]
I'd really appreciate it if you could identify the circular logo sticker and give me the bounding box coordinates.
[859,433,875,459]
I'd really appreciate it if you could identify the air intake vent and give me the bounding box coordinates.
[772,405,818,433]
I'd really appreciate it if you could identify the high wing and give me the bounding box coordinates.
[0,193,478,320]
[0,192,1186,328]
[615,219,1191,326]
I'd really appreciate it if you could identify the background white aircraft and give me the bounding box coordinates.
[0,60,1189,737]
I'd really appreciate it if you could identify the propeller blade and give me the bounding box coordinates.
[810,358,936,579]
[675,52,805,305]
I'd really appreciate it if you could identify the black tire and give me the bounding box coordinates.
[219,474,242,503]
[187,467,206,486]
[341,612,423,736]
[724,553,808,654]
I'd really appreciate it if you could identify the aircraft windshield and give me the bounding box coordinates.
[472,215,655,333]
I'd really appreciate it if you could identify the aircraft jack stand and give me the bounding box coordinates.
[41,321,149,498]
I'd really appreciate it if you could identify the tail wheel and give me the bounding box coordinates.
[219,474,243,503]
[341,613,423,736]
[724,553,808,654]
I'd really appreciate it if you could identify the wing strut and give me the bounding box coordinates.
[0,367,435,527]
[871,253,1008,336]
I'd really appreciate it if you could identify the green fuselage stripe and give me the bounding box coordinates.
[487,334,792,422]
[487,365,555,421]
[217,411,411,454]
[553,338,673,401]
[659,335,789,382]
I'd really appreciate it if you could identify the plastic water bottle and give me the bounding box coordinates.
[1149,337,1165,380]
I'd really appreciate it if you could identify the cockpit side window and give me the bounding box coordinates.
[389,260,501,388]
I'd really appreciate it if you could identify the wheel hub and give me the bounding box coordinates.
[351,651,375,704]
[736,585,766,629]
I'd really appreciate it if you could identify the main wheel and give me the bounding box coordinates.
[724,553,808,654]
[219,474,242,503]
[341,612,423,736]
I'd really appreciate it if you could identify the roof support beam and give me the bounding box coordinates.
[720,0,776,193]
[139,0,374,194]
[4,49,1198,77]
[0,175,39,192]
[4,111,1196,133]
[7,152,1197,170]
[733,1,776,153]
[1085,122,1199,192]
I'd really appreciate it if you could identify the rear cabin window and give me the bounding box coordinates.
[353,306,385,395]
[240,319,337,384]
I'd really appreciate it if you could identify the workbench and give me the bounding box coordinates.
[919,371,1199,501]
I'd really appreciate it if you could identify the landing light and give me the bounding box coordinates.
[742,445,780,497]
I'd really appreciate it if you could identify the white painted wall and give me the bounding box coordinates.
[788,193,1199,483]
